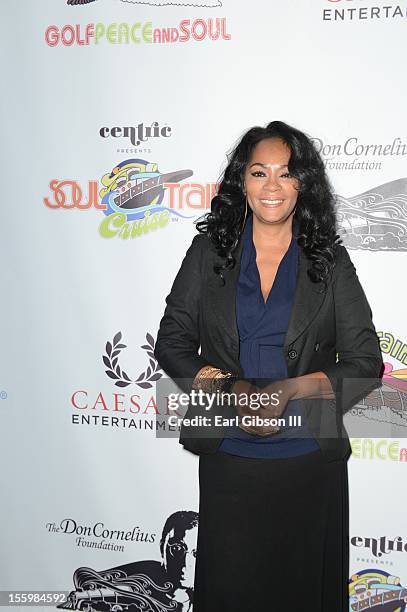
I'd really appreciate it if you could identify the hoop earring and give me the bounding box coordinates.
[241,196,248,231]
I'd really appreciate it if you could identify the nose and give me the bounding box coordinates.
[264,173,282,192]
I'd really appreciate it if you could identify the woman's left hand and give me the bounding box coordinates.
[254,378,296,419]
[239,379,295,436]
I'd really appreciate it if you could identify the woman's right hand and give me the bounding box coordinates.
[231,380,280,437]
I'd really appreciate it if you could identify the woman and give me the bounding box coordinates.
[154,121,383,611]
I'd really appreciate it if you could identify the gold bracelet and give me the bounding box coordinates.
[192,366,218,393]
[193,366,234,395]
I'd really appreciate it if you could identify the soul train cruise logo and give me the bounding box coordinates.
[348,569,407,611]
[322,0,407,21]
[335,178,407,251]
[43,157,217,240]
[58,511,198,612]
[99,158,194,239]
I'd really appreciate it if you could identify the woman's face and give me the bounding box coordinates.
[243,137,299,227]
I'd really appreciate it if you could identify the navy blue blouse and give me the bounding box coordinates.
[218,215,320,458]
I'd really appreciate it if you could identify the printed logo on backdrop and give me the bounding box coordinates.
[312,137,407,172]
[351,535,407,560]
[58,511,197,612]
[103,331,162,389]
[43,157,216,239]
[47,3,230,47]
[67,0,221,5]
[345,333,407,440]
[121,0,221,5]
[46,517,156,553]
[334,178,407,251]
[350,438,407,462]
[322,0,407,22]
[67,0,97,4]
[348,570,407,611]
[70,332,178,432]
[99,158,195,238]
[100,123,172,155]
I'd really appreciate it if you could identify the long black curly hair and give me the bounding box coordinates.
[196,120,342,287]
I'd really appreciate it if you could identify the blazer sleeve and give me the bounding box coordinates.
[320,245,384,414]
[154,234,209,394]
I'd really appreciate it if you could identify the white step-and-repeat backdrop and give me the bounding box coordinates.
[1,0,407,610]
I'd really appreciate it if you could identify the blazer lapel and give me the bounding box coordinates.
[207,232,329,353]
[207,236,244,350]
[283,247,328,351]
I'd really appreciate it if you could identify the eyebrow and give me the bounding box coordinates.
[249,163,288,169]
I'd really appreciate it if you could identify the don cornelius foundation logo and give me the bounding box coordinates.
[46,517,156,552]
[59,511,198,612]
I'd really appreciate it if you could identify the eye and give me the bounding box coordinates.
[168,542,187,556]
[280,172,292,178]
[251,171,266,177]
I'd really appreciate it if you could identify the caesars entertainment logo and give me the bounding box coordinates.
[43,157,217,240]
[322,0,407,22]
[45,19,231,47]
[59,511,198,612]
[348,570,407,610]
[70,332,181,432]
[335,178,407,251]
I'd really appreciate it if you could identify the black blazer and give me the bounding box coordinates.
[154,231,384,463]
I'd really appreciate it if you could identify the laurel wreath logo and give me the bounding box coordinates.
[103,331,163,389]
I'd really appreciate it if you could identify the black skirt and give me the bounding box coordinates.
[193,449,349,612]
